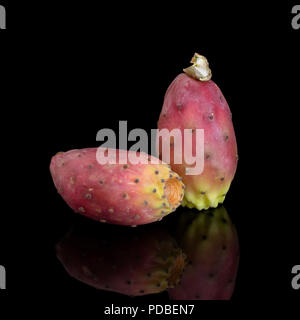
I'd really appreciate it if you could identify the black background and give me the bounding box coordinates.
[0,0,299,315]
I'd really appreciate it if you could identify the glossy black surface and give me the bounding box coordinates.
[55,206,239,300]
[1,1,299,314]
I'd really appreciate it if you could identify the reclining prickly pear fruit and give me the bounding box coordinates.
[56,223,186,296]
[158,54,238,210]
[168,206,239,300]
[50,148,184,226]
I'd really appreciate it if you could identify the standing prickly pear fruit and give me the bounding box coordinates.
[158,53,238,210]
[168,206,239,300]
[56,224,186,296]
[50,148,185,226]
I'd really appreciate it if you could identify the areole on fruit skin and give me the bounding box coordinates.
[158,53,238,211]
[50,148,185,226]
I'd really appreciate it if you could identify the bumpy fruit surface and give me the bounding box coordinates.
[56,223,186,296]
[158,55,238,210]
[50,148,184,226]
[168,206,239,300]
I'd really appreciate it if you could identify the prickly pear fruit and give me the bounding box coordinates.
[158,54,238,210]
[56,223,186,296]
[50,148,184,226]
[168,206,239,300]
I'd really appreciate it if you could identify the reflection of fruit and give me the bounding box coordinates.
[50,148,184,226]
[56,224,186,296]
[158,54,238,210]
[168,206,239,300]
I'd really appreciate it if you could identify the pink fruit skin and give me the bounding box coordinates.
[50,148,184,226]
[158,73,238,210]
[56,226,186,296]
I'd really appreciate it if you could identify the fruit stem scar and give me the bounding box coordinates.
[183,53,212,81]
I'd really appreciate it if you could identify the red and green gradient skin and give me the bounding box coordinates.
[168,207,239,300]
[50,148,184,226]
[56,226,186,296]
[158,73,238,210]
